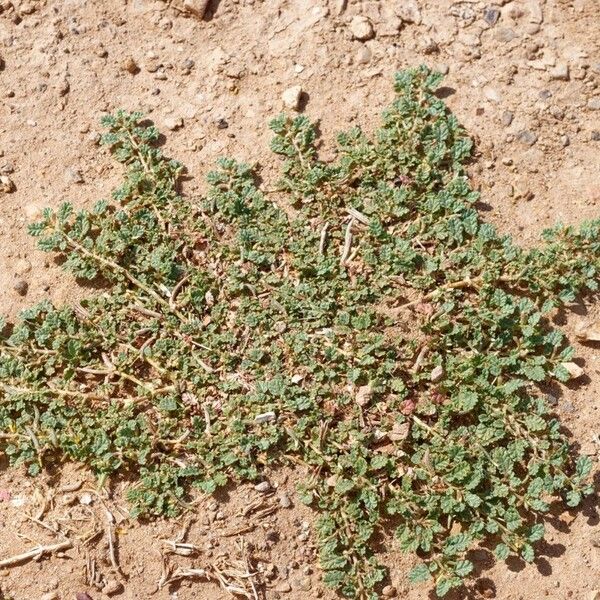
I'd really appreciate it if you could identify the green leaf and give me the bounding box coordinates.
[454,560,473,578]
[528,523,545,542]
[409,563,431,584]
[495,543,510,561]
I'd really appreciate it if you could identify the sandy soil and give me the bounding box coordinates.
[0,0,599,599]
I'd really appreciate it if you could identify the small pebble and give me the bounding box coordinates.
[183,0,210,18]
[13,280,28,296]
[517,130,538,145]
[356,384,373,406]
[79,492,93,505]
[501,111,514,126]
[0,175,15,193]
[122,56,139,74]
[587,97,600,110]
[549,63,569,81]
[350,15,375,41]
[255,481,271,493]
[396,1,422,24]
[591,131,600,141]
[560,134,570,147]
[483,7,500,25]
[102,579,124,596]
[279,493,292,508]
[216,118,229,129]
[275,582,292,593]
[254,411,276,423]
[430,365,444,383]
[164,117,183,131]
[382,585,397,598]
[182,58,195,73]
[356,45,372,64]
[75,594,93,600]
[484,87,502,102]
[66,168,84,184]
[14,258,32,276]
[282,85,303,110]
[294,577,312,592]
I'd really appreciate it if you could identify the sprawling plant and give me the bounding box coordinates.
[0,66,597,598]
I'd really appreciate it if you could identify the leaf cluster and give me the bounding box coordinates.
[0,66,598,598]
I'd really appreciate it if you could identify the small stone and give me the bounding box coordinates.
[122,57,139,74]
[483,7,500,25]
[495,27,517,43]
[279,493,292,508]
[275,582,292,593]
[561,401,575,413]
[40,593,59,600]
[484,87,502,102]
[183,0,210,18]
[164,117,183,131]
[0,175,15,193]
[517,130,538,146]
[389,421,410,442]
[430,365,444,383]
[182,58,195,73]
[587,97,600,110]
[592,131,600,141]
[560,361,584,380]
[144,59,160,73]
[396,0,422,24]
[75,594,93,600]
[382,585,397,598]
[282,85,303,111]
[538,89,552,101]
[293,577,312,592]
[254,481,271,493]
[587,591,599,600]
[255,411,276,423]
[501,111,514,126]
[79,492,93,505]
[560,135,570,147]
[15,259,32,275]
[66,168,84,184]
[13,280,28,296]
[88,132,101,145]
[549,63,569,81]
[350,16,375,41]
[0,162,14,174]
[528,1,543,24]
[356,45,372,64]
[356,385,373,406]
[102,579,123,596]
[216,118,229,130]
